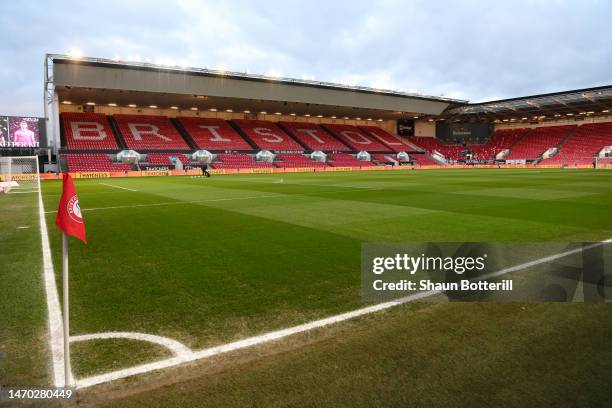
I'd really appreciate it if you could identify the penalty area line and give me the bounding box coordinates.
[75,238,612,390]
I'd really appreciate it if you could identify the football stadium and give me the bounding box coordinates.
[1,2,612,407]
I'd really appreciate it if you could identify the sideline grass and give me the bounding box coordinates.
[39,169,612,351]
[2,168,612,398]
[0,192,48,386]
[85,303,612,407]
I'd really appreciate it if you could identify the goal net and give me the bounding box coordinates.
[595,156,612,169]
[0,156,40,194]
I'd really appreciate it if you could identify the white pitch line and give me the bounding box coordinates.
[75,239,611,390]
[43,187,383,214]
[99,183,138,192]
[70,332,194,359]
[38,186,67,386]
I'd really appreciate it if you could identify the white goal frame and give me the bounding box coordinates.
[595,156,612,169]
[0,155,41,194]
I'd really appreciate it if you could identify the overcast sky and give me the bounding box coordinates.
[0,0,610,116]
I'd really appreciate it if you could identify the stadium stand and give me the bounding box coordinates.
[144,153,177,166]
[213,153,274,169]
[275,153,326,168]
[177,117,253,150]
[61,112,120,150]
[505,125,575,161]
[410,153,439,165]
[371,153,397,164]
[64,154,130,172]
[327,153,375,167]
[358,126,413,152]
[410,137,464,161]
[232,120,304,151]
[279,121,351,151]
[468,128,529,160]
[113,114,190,150]
[322,124,392,152]
[541,122,612,165]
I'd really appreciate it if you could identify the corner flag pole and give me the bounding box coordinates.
[62,232,71,386]
[56,172,86,387]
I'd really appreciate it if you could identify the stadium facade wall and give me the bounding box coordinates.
[414,120,436,137]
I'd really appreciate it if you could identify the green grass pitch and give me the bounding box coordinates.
[2,168,612,406]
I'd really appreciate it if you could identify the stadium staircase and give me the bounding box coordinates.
[227,120,266,150]
[321,124,392,152]
[506,125,575,161]
[278,121,352,151]
[231,119,305,151]
[107,115,128,149]
[358,126,411,152]
[275,122,313,151]
[170,118,199,150]
[499,128,532,159]
[371,154,399,165]
[508,128,531,150]
[535,125,581,163]
[539,122,612,165]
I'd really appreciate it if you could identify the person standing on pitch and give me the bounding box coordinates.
[201,164,211,178]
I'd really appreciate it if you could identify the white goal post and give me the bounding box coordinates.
[0,156,40,194]
[595,156,612,169]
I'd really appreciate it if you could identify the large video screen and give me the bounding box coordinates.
[0,116,43,148]
[436,122,491,145]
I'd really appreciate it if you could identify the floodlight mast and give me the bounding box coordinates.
[44,54,60,158]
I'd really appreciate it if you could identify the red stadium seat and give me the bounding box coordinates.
[358,126,414,152]
[505,125,574,161]
[279,122,350,151]
[468,128,529,160]
[232,120,304,151]
[113,114,190,150]
[410,153,438,165]
[371,153,398,164]
[410,137,464,161]
[64,154,130,172]
[323,124,392,152]
[61,112,119,150]
[178,117,253,150]
[145,153,175,165]
[275,153,326,168]
[213,153,275,169]
[540,122,612,165]
[327,153,375,167]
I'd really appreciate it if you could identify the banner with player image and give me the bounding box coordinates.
[0,116,45,148]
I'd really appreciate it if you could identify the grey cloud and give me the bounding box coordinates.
[0,0,610,116]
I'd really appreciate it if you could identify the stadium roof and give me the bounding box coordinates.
[438,85,612,122]
[46,54,464,119]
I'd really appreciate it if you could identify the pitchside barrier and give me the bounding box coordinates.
[33,162,608,181]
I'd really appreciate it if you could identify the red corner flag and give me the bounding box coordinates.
[56,173,87,243]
